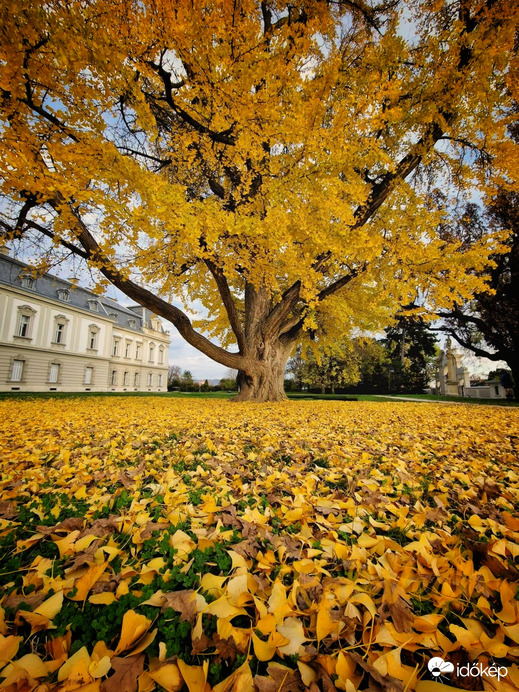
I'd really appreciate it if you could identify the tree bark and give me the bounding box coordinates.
[234,339,291,402]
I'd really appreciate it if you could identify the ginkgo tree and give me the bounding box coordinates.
[0,0,517,401]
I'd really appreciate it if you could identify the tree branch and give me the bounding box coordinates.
[203,257,246,352]
[118,146,172,169]
[42,201,247,370]
[438,326,504,362]
[148,61,236,145]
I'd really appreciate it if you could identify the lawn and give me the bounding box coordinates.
[1,398,518,691]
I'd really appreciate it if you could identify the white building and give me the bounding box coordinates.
[0,252,170,392]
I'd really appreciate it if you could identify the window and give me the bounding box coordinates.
[87,299,99,312]
[54,323,65,344]
[148,343,155,363]
[109,312,118,322]
[87,325,99,350]
[128,319,136,329]
[147,373,153,386]
[15,305,36,339]
[112,338,120,356]
[135,343,141,360]
[49,363,60,383]
[11,359,24,382]
[51,315,69,345]
[158,374,163,387]
[57,289,69,302]
[84,366,93,385]
[134,372,139,386]
[158,346,164,365]
[123,371,129,386]
[21,275,34,289]
[17,314,30,337]
[111,370,117,385]
[125,341,131,358]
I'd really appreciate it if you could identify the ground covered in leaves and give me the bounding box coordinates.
[0,398,519,692]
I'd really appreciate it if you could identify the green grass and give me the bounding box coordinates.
[0,390,516,406]
[379,393,519,407]
[0,390,235,400]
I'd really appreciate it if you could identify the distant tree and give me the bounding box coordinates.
[180,370,194,391]
[200,379,210,392]
[438,190,519,398]
[287,342,360,394]
[383,316,438,392]
[286,347,306,392]
[219,377,237,391]
[353,338,390,393]
[487,368,510,381]
[167,365,182,390]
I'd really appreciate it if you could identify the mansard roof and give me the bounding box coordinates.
[0,253,152,334]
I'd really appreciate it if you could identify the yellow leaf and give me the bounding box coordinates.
[34,591,63,620]
[170,530,196,561]
[128,628,157,655]
[58,646,91,682]
[1,653,48,679]
[177,659,209,692]
[277,618,307,655]
[212,659,253,692]
[115,610,152,655]
[89,592,117,605]
[68,562,108,601]
[203,595,247,619]
[252,631,277,662]
[89,655,111,678]
[0,634,22,664]
[148,662,183,691]
[297,661,318,686]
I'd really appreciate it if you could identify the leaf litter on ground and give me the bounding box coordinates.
[0,398,518,691]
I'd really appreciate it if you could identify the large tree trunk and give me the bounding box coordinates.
[234,340,291,402]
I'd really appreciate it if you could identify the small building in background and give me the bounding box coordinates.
[431,338,506,399]
[0,251,170,393]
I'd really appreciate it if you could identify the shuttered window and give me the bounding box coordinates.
[11,360,24,381]
[49,363,59,383]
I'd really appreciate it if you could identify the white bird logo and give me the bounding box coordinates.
[428,657,454,677]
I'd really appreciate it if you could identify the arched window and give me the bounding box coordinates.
[52,315,69,345]
[87,324,100,350]
[15,305,36,339]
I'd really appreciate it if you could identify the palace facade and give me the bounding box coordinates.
[0,252,170,392]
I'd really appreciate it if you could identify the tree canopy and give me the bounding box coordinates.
[439,191,519,396]
[1,0,518,400]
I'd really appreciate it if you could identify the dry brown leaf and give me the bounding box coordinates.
[101,654,145,692]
